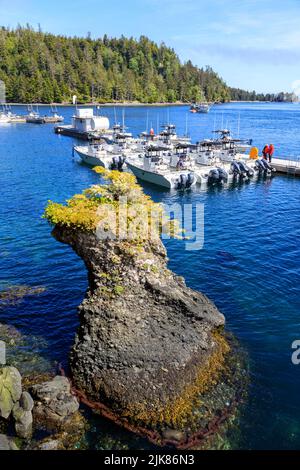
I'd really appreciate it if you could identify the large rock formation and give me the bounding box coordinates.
[45,169,243,444]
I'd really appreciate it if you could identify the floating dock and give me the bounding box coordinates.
[272,157,300,176]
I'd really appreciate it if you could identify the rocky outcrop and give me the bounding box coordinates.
[52,226,229,433]
[45,169,244,445]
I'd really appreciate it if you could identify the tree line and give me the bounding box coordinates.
[229,87,298,102]
[0,26,293,104]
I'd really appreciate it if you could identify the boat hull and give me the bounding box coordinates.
[126,162,173,188]
[126,162,196,189]
[74,148,109,168]
[26,118,45,124]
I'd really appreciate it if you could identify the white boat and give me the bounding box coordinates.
[0,112,11,123]
[126,146,196,189]
[74,142,126,170]
[190,102,213,113]
[212,129,253,154]
[139,124,190,148]
[26,111,45,124]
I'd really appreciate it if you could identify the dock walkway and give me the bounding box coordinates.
[271,157,300,176]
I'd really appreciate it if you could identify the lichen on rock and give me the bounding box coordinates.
[44,168,245,446]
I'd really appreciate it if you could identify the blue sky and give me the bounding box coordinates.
[1,0,300,93]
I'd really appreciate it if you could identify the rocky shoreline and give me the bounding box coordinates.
[0,365,85,450]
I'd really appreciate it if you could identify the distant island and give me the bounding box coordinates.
[0,26,296,105]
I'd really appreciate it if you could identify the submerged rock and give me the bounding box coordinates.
[0,285,46,308]
[0,322,52,378]
[45,169,244,445]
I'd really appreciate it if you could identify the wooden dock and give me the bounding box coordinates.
[271,157,300,176]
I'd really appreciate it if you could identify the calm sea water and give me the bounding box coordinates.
[0,102,300,449]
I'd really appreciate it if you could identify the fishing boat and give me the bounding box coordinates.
[0,111,11,123]
[43,105,64,123]
[196,139,275,180]
[212,129,253,153]
[26,112,45,124]
[1,105,26,123]
[190,102,214,113]
[126,145,196,189]
[9,113,26,123]
[140,123,190,148]
[44,112,64,123]
[73,141,126,170]
[26,106,45,124]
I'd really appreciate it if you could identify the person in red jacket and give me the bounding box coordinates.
[262,144,269,160]
[268,143,274,162]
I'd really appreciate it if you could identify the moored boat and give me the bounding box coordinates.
[190,102,214,113]
[126,145,196,189]
[74,141,126,170]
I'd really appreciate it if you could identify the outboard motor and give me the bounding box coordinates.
[177,173,195,189]
[255,158,272,174]
[208,168,220,185]
[261,158,273,172]
[217,167,228,183]
[255,158,265,173]
[111,155,126,171]
[238,161,254,178]
[186,173,195,188]
[177,173,187,189]
[230,161,242,178]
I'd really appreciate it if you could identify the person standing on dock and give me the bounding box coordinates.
[268,144,274,162]
[262,144,269,160]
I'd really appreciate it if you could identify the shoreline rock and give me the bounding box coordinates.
[30,376,80,432]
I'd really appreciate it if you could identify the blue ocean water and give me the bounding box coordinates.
[0,102,300,449]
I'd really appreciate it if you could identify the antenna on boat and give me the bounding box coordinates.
[221,112,224,129]
[146,111,149,133]
[237,112,241,139]
[157,114,159,135]
[185,113,188,136]
[122,108,125,130]
[114,107,117,125]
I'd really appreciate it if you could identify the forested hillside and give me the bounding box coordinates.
[0,26,231,103]
[229,87,297,102]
